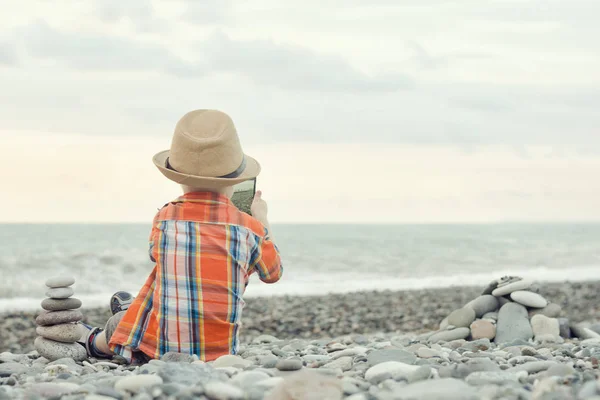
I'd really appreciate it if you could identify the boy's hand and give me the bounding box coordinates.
[251,190,268,219]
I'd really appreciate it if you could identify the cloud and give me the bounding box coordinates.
[408,42,494,70]
[18,22,412,93]
[199,31,414,92]
[96,0,154,23]
[91,0,175,33]
[469,0,598,25]
[20,21,191,72]
[183,0,232,24]
[0,42,16,65]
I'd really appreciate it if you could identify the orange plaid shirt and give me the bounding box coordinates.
[108,192,282,362]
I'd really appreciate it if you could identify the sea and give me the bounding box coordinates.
[1,223,600,312]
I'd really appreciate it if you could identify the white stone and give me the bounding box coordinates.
[492,279,533,297]
[302,355,332,363]
[531,315,560,342]
[45,276,76,288]
[265,370,343,400]
[329,347,368,359]
[510,291,548,308]
[215,366,240,377]
[29,382,80,398]
[323,356,353,372]
[254,377,284,390]
[395,378,478,400]
[212,354,253,368]
[365,361,420,384]
[114,375,163,393]
[252,334,280,344]
[45,287,75,299]
[230,371,271,389]
[417,347,442,359]
[204,381,245,400]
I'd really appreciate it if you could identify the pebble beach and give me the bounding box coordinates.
[1,280,600,399]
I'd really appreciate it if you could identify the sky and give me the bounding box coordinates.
[1,0,599,223]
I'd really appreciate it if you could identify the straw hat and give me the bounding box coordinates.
[153,109,260,188]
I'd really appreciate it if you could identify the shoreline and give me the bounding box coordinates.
[2,280,599,354]
[1,280,600,399]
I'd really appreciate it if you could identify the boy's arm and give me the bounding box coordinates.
[250,229,283,283]
[249,190,282,283]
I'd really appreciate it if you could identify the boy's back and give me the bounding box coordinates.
[109,191,282,362]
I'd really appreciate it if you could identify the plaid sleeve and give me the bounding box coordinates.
[148,212,160,262]
[250,228,283,283]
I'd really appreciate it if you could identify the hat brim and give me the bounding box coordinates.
[153,150,261,188]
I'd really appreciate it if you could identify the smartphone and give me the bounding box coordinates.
[231,178,256,215]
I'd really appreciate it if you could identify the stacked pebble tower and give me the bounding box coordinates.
[431,275,600,344]
[33,276,87,361]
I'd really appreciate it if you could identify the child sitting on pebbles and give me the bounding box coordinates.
[79,109,283,363]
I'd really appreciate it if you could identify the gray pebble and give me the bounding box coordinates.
[512,361,557,374]
[482,312,499,322]
[36,323,80,343]
[41,298,82,311]
[34,337,86,362]
[259,354,279,368]
[275,358,303,371]
[0,362,28,377]
[465,370,525,386]
[447,307,476,328]
[589,323,600,335]
[36,310,83,326]
[495,303,533,344]
[252,334,280,344]
[160,352,197,363]
[571,324,600,340]
[465,295,499,318]
[529,303,562,318]
[558,318,571,338]
[578,380,600,399]
[367,349,416,366]
[492,278,532,296]
[430,327,471,343]
[114,375,163,393]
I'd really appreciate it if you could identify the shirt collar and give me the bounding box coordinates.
[173,191,233,205]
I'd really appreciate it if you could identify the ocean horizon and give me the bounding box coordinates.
[1,222,600,312]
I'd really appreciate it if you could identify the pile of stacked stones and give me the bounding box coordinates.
[432,276,600,344]
[34,276,87,361]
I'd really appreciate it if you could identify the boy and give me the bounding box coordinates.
[79,109,283,363]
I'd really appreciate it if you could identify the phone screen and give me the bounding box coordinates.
[231,178,256,215]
